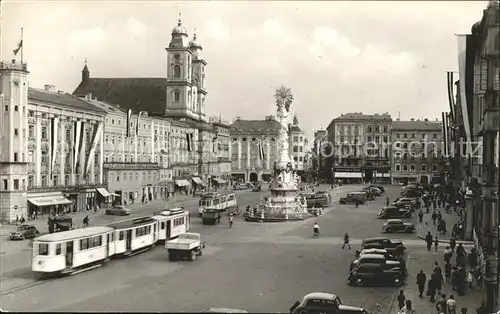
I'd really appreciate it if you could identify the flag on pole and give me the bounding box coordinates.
[446,71,455,123]
[457,34,473,155]
[258,138,265,160]
[126,109,132,137]
[13,40,23,56]
[135,111,143,135]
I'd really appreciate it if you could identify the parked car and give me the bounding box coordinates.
[9,224,40,240]
[306,193,330,208]
[105,205,131,216]
[339,192,367,204]
[377,206,412,219]
[362,186,382,196]
[361,237,406,256]
[315,191,332,204]
[392,197,419,210]
[369,185,385,193]
[350,254,405,274]
[289,292,368,314]
[359,248,403,263]
[382,219,415,233]
[401,189,423,198]
[348,263,404,287]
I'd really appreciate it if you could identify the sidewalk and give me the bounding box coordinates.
[389,248,482,313]
[415,208,473,245]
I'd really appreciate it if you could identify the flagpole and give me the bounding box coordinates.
[20,27,24,64]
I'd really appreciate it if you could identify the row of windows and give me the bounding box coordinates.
[27,174,99,189]
[396,132,438,140]
[1,178,25,191]
[292,146,304,153]
[136,225,152,237]
[80,236,103,250]
[232,137,276,142]
[4,105,25,112]
[173,217,185,227]
[395,164,438,172]
[338,125,390,133]
[292,136,304,142]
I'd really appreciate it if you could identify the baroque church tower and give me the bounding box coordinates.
[165,17,207,122]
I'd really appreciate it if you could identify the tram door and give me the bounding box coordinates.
[126,230,132,251]
[106,234,110,257]
[65,241,74,267]
[153,224,157,242]
[166,220,171,240]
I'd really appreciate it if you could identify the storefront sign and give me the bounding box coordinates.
[333,167,361,172]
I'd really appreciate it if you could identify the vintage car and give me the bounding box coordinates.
[350,254,405,274]
[392,197,419,210]
[382,219,415,233]
[290,292,368,313]
[377,206,412,219]
[105,205,131,216]
[361,237,406,256]
[48,215,73,233]
[348,263,404,287]
[9,224,40,240]
[339,192,367,205]
[252,183,262,192]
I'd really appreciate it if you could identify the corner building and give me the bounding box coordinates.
[73,19,231,193]
[0,61,109,222]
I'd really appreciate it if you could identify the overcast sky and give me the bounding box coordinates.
[1,1,488,139]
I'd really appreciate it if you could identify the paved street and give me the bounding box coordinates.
[0,185,480,313]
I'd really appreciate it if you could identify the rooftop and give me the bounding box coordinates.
[230,119,281,134]
[333,112,392,122]
[29,88,107,114]
[107,216,158,230]
[35,226,114,242]
[73,77,168,114]
[392,120,442,131]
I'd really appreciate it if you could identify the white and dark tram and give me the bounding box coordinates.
[31,209,190,275]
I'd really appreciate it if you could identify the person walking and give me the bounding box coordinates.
[436,293,447,314]
[446,295,457,314]
[313,222,320,238]
[450,237,457,252]
[467,269,474,290]
[416,270,427,297]
[229,214,234,228]
[399,300,415,314]
[418,210,424,224]
[434,236,439,251]
[432,210,438,225]
[427,275,437,302]
[397,289,406,310]
[342,233,351,249]
[445,262,452,283]
[426,232,433,251]
[83,215,89,228]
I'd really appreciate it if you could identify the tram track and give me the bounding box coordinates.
[0,277,55,296]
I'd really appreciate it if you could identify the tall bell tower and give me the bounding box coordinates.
[0,59,30,222]
[189,29,208,122]
[165,15,197,120]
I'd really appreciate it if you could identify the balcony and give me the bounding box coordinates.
[0,60,28,71]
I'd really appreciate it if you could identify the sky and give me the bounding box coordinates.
[1,1,489,140]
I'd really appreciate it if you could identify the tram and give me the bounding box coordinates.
[31,209,191,275]
[198,193,237,216]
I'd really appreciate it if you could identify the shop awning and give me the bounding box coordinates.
[110,193,120,197]
[192,177,204,185]
[334,172,362,178]
[213,178,227,184]
[28,192,72,207]
[96,188,111,197]
[375,173,389,178]
[175,179,191,187]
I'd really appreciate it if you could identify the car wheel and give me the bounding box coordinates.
[20,235,25,240]
[386,228,392,233]
[394,277,403,286]
[355,277,364,286]
[105,210,110,215]
[406,228,414,233]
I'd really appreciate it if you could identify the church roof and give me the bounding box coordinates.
[29,88,106,114]
[289,125,302,132]
[230,119,281,134]
[73,78,168,114]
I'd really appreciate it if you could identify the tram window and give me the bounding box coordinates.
[39,243,49,256]
[93,236,102,247]
[180,217,184,225]
[119,231,124,241]
[147,226,151,234]
[80,238,89,250]
[214,199,219,205]
[229,195,235,201]
[55,243,62,255]
[111,233,115,242]
[161,222,165,229]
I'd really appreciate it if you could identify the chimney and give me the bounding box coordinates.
[57,90,64,94]
[410,118,415,121]
[235,116,241,120]
[44,84,55,92]
[424,118,429,122]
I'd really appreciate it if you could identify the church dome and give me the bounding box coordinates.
[172,20,188,36]
[189,32,202,49]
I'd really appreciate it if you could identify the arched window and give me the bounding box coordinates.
[173,91,180,102]
[173,65,181,78]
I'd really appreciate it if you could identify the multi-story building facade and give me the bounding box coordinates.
[326,113,392,184]
[73,18,230,193]
[210,116,232,182]
[289,117,307,172]
[0,60,111,222]
[230,116,280,182]
[311,129,327,181]
[390,119,443,184]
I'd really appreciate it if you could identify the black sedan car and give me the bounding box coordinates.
[361,237,407,256]
[348,263,404,287]
[9,224,40,240]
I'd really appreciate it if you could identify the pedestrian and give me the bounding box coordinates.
[386,196,390,206]
[433,199,437,210]
[433,270,443,296]
[16,215,19,226]
[467,269,474,290]
[446,295,457,314]
[434,236,439,251]
[416,270,427,297]
[427,276,437,302]
[460,308,467,314]
[432,210,438,225]
[456,243,466,258]
[20,215,25,224]
[397,289,406,310]
[418,210,424,224]
[426,232,433,251]
[400,300,415,314]
[444,246,453,264]
[436,293,447,314]
[445,262,452,283]
[451,266,458,291]
[342,233,351,249]
[229,214,234,228]
[450,237,457,252]
[83,215,89,228]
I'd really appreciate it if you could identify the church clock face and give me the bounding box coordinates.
[174,53,181,61]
